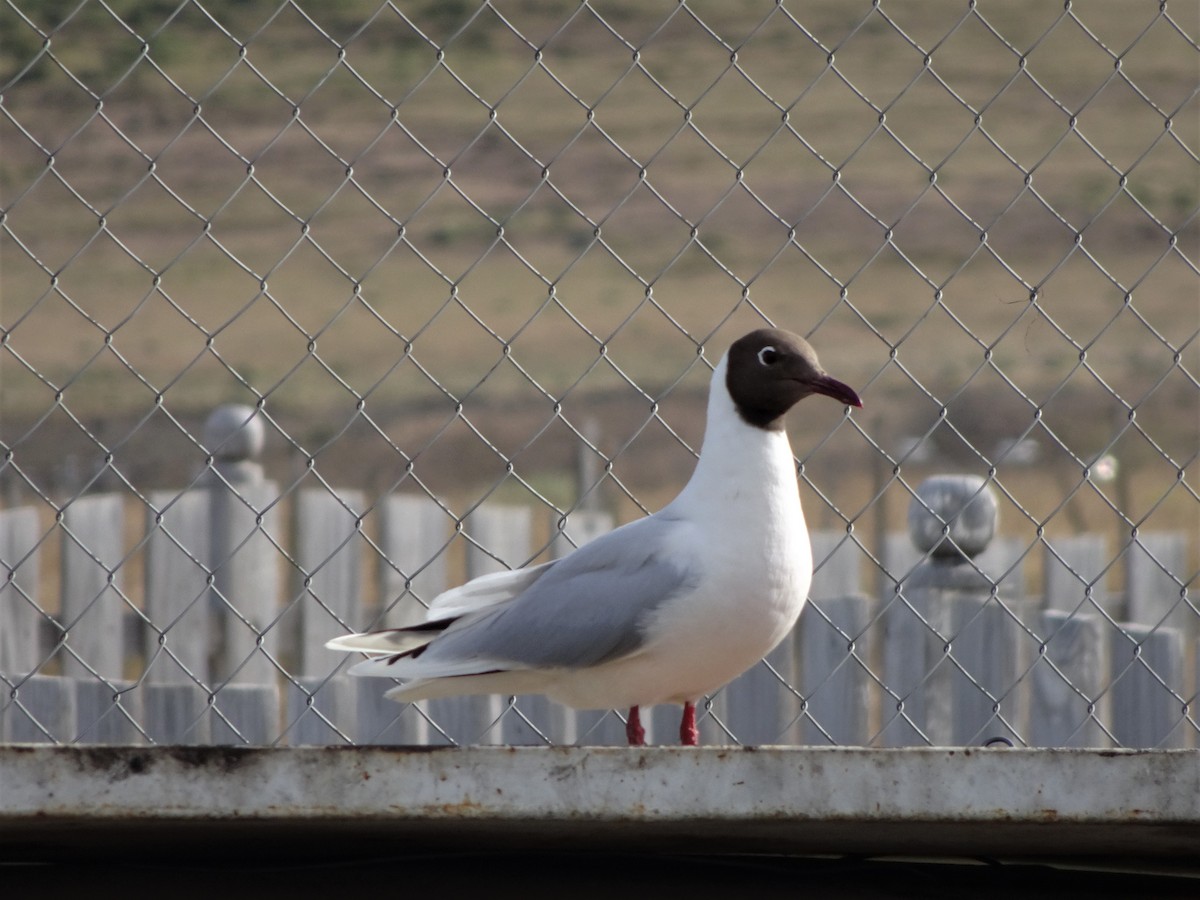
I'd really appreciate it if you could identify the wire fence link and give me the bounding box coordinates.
[1,0,1196,748]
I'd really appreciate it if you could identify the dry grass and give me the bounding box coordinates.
[1,0,1197,547]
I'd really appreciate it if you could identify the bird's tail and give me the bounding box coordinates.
[325,618,454,658]
[327,618,527,702]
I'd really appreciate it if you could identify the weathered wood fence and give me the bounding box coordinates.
[1,409,1194,748]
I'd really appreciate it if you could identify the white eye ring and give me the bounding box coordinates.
[757,346,779,366]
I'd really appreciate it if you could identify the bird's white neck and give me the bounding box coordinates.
[668,355,802,517]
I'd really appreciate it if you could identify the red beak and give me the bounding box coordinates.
[810,374,863,408]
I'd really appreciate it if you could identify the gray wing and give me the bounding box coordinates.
[418,514,698,670]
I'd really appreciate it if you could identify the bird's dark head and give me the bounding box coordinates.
[725,328,862,431]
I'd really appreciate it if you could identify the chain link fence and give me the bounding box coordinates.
[1,0,1196,748]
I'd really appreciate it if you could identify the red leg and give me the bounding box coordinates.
[625,705,645,746]
[679,701,698,746]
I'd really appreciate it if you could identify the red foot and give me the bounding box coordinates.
[625,705,646,746]
[679,701,698,746]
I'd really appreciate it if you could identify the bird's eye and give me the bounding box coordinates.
[757,346,779,366]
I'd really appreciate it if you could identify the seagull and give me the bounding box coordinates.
[327,328,861,745]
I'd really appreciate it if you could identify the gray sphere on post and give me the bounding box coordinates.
[908,474,997,560]
[203,404,265,462]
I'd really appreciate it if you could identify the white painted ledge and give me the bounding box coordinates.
[1,746,1197,866]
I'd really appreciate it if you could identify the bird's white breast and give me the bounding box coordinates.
[643,426,810,702]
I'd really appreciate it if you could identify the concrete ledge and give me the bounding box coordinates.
[1,746,1197,867]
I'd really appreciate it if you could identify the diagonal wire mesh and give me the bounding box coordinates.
[0,0,1196,749]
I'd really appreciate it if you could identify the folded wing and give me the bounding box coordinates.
[324,560,558,656]
[330,515,697,683]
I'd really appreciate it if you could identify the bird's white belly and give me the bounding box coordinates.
[546,539,809,710]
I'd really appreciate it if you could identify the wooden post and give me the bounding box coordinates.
[198,404,280,686]
[211,682,280,745]
[355,678,429,745]
[74,680,143,744]
[357,492,452,745]
[285,675,356,746]
[881,475,1029,746]
[810,530,864,600]
[279,488,366,746]
[1030,610,1111,747]
[1125,532,1192,638]
[798,594,872,745]
[0,506,42,681]
[1043,534,1112,615]
[60,494,126,681]
[721,644,801,746]
[574,417,605,512]
[292,488,365,677]
[1110,622,1189,748]
[144,681,211,745]
[978,535,1026,601]
[886,531,1025,604]
[3,675,75,743]
[798,533,874,745]
[143,489,210,684]
[378,493,449,628]
[142,489,212,743]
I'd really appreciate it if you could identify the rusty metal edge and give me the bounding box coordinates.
[1,745,1197,865]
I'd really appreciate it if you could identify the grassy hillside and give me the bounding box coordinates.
[1,0,1196,539]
